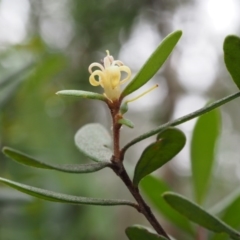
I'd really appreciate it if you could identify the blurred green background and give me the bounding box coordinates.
[0,0,240,239]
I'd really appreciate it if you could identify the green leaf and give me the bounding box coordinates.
[140,176,193,234]
[163,192,240,240]
[2,147,110,173]
[122,92,240,154]
[121,30,182,97]
[224,35,240,89]
[118,118,134,128]
[56,90,107,102]
[133,128,186,186]
[125,225,169,240]
[211,189,240,240]
[0,177,137,208]
[191,107,221,204]
[75,123,113,162]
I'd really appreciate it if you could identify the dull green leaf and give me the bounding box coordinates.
[133,128,186,186]
[140,176,193,234]
[211,189,240,240]
[125,225,169,240]
[163,192,240,240]
[191,107,221,204]
[121,30,182,97]
[75,123,112,162]
[2,147,110,173]
[224,35,240,89]
[0,177,137,208]
[56,90,107,102]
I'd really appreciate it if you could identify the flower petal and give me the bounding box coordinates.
[112,60,124,66]
[89,70,106,86]
[119,66,131,85]
[88,63,104,73]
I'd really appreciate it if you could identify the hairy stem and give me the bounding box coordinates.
[121,91,240,157]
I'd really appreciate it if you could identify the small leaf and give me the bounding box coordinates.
[163,192,240,240]
[121,30,182,97]
[2,147,110,173]
[75,123,112,162]
[56,90,107,102]
[191,107,221,204]
[224,35,240,89]
[140,176,193,234]
[0,177,137,208]
[120,101,129,114]
[133,128,186,186]
[118,118,134,128]
[125,225,169,240]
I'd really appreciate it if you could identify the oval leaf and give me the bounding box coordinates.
[224,35,240,89]
[163,192,240,240]
[121,30,182,97]
[133,128,186,186]
[56,90,107,101]
[191,107,221,204]
[0,177,137,208]
[140,176,193,234]
[126,225,169,240]
[75,123,112,162]
[2,147,110,173]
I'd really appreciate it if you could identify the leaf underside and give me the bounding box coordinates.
[125,225,168,240]
[56,90,107,101]
[75,123,113,162]
[0,177,136,208]
[2,147,110,173]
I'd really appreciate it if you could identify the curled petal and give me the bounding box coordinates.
[112,60,124,66]
[119,66,131,85]
[89,70,106,86]
[88,63,104,74]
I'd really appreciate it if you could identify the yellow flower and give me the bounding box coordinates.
[88,51,131,101]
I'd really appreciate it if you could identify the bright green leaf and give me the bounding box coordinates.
[125,225,169,240]
[133,128,186,186]
[118,118,134,128]
[224,35,240,89]
[2,147,110,173]
[163,192,240,240]
[140,176,193,234]
[191,107,221,204]
[56,90,107,102]
[0,177,137,208]
[121,30,182,97]
[75,123,112,162]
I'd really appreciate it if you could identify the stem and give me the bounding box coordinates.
[109,100,170,239]
[111,163,170,239]
[121,91,240,157]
